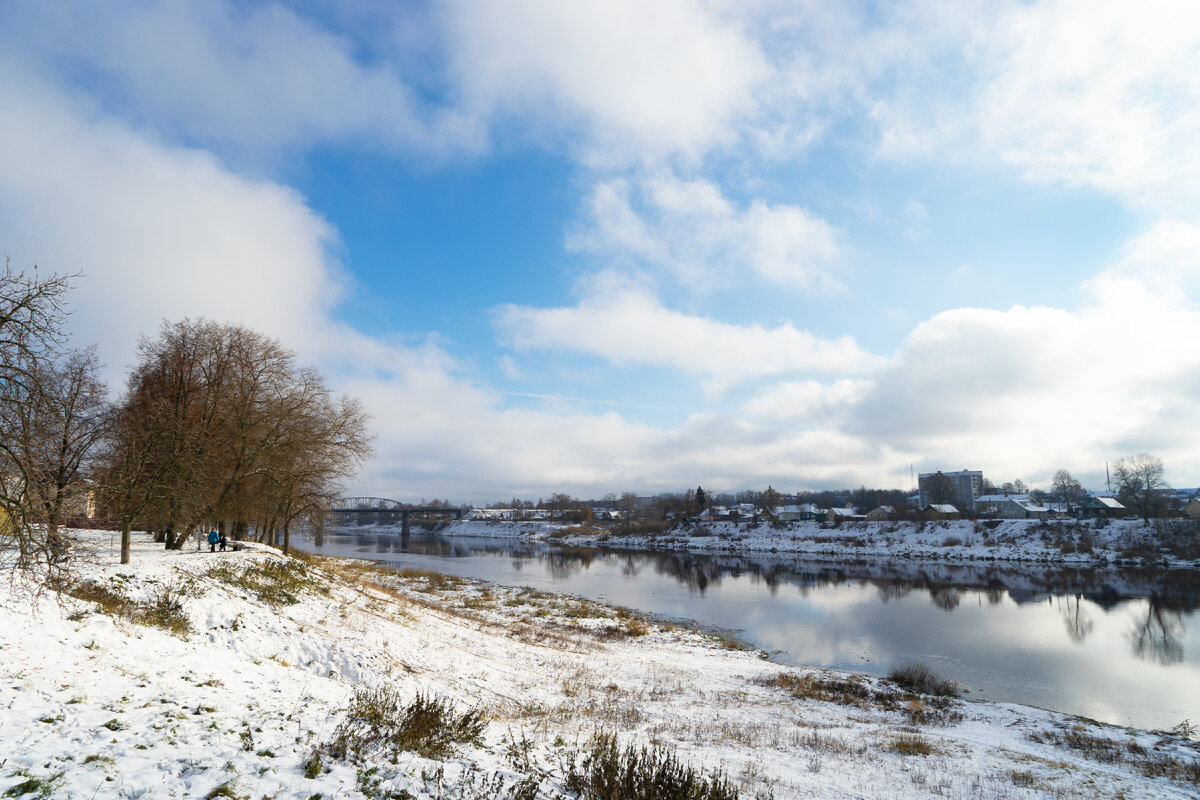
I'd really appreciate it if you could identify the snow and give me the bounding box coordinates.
[2,530,1197,799]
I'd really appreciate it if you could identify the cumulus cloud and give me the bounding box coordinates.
[495,287,876,393]
[0,57,345,377]
[445,0,771,165]
[842,223,1200,485]
[0,2,480,161]
[569,175,844,291]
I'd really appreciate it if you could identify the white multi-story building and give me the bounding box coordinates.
[918,469,984,511]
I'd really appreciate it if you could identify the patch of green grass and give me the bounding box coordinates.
[204,781,248,799]
[322,687,486,762]
[564,731,738,800]
[301,749,323,779]
[208,559,327,607]
[101,718,127,731]
[3,771,65,799]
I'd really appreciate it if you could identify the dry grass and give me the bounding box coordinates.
[1028,725,1200,785]
[62,578,191,636]
[764,672,893,709]
[886,662,960,698]
[322,686,486,762]
[890,732,938,756]
[564,731,739,800]
[207,558,327,607]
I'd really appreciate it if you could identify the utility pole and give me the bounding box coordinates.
[1106,461,1111,493]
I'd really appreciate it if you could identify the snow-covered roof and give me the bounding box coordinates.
[1094,496,1125,509]
[828,507,857,516]
[928,504,959,513]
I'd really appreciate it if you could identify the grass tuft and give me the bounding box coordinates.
[890,733,938,756]
[886,661,959,697]
[322,686,486,762]
[564,731,738,800]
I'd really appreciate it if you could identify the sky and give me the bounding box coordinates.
[1,0,1199,503]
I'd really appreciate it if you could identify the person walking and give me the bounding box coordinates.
[207,529,220,553]
[218,533,228,552]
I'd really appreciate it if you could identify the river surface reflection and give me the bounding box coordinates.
[298,531,1200,731]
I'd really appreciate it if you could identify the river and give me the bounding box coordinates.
[296,530,1200,732]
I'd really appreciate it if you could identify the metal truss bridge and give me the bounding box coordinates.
[330,497,470,535]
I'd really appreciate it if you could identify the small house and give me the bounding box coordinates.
[925,504,960,520]
[1077,496,1126,518]
[865,505,895,520]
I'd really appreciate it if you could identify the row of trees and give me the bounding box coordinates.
[99,319,373,563]
[0,263,373,575]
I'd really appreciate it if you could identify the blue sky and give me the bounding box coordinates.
[1,0,1198,502]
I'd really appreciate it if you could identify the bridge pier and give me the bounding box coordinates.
[401,510,410,537]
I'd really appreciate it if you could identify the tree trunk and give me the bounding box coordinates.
[121,519,132,564]
[282,521,290,555]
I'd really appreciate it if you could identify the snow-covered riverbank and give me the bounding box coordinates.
[3,531,1198,799]
[421,517,1200,569]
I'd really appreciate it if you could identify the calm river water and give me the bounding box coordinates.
[297,531,1200,731]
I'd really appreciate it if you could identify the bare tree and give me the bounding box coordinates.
[10,349,110,558]
[1112,453,1169,524]
[0,260,75,575]
[923,472,957,506]
[1051,469,1085,514]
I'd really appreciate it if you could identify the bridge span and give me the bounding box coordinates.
[330,497,470,535]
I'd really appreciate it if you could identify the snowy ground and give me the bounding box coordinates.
[2,531,1198,799]
[421,517,1200,569]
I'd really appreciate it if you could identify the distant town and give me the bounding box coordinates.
[347,458,1200,529]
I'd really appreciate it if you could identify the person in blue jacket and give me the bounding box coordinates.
[207,529,220,553]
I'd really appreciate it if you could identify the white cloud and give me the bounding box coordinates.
[0,2,481,162]
[742,379,870,422]
[858,0,1200,210]
[495,287,876,393]
[0,57,345,377]
[842,223,1200,485]
[569,175,844,291]
[445,0,771,165]
[973,0,1200,208]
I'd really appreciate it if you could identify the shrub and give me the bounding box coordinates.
[322,687,486,762]
[886,662,959,697]
[564,731,738,800]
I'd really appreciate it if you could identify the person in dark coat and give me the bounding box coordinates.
[218,533,228,552]
[207,529,220,553]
